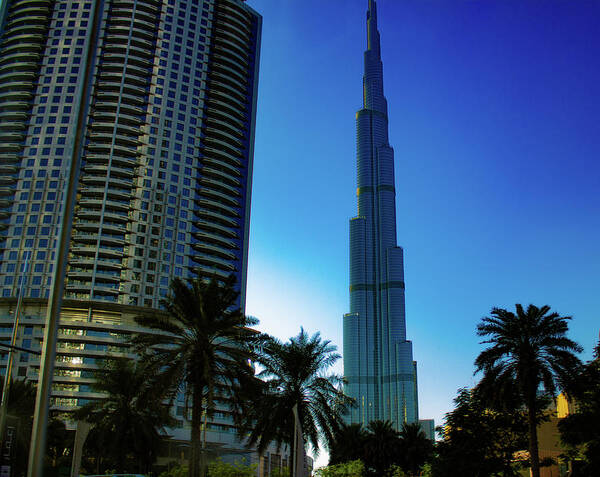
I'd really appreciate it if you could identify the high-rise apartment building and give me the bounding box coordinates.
[343,0,419,429]
[0,0,260,447]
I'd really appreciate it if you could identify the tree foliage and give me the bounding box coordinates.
[397,422,433,476]
[1,378,36,477]
[362,420,400,476]
[75,358,174,474]
[208,458,257,477]
[133,275,262,477]
[246,328,351,463]
[474,304,582,477]
[330,420,432,477]
[159,459,257,477]
[315,459,365,477]
[431,387,528,477]
[0,378,73,477]
[329,423,367,465]
[558,340,600,476]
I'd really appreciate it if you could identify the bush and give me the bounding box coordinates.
[315,460,365,477]
[159,458,257,477]
[208,458,257,477]
[159,464,188,477]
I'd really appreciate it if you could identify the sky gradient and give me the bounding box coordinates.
[244,0,600,460]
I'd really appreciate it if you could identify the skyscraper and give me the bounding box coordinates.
[0,0,260,438]
[343,0,419,429]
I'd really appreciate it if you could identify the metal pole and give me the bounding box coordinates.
[26,141,81,476]
[26,0,103,473]
[0,251,30,445]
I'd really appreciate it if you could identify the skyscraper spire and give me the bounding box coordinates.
[367,0,380,54]
[363,0,386,115]
[343,1,419,430]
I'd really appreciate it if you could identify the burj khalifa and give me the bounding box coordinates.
[343,0,419,429]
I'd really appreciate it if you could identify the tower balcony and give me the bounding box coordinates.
[216,8,251,35]
[195,185,240,208]
[1,33,44,48]
[188,264,230,281]
[202,145,243,168]
[190,242,236,261]
[214,14,251,41]
[204,126,244,149]
[198,174,241,196]
[205,96,246,122]
[205,115,246,141]
[200,155,243,178]
[208,86,246,112]
[208,76,247,104]
[205,105,245,130]
[219,2,253,26]
[65,281,93,292]
[94,101,145,117]
[209,60,247,86]
[70,256,123,269]
[192,230,236,250]
[212,71,249,96]
[194,205,238,226]
[189,252,236,272]
[214,43,249,69]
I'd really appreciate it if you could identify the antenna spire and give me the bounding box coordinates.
[367,0,380,55]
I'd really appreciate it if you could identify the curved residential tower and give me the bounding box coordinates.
[0,0,261,456]
[343,0,418,429]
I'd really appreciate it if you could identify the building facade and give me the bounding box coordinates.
[343,0,419,429]
[0,0,260,449]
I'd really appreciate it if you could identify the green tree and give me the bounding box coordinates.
[474,304,582,477]
[315,459,365,477]
[158,464,189,477]
[270,467,290,477]
[75,358,173,473]
[246,329,352,469]
[207,457,257,477]
[0,379,74,477]
[363,420,400,477]
[133,275,261,477]
[397,422,433,476]
[558,340,600,476]
[329,423,367,465]
[0,378,36,477]
[431,388,528,477]
[44,418,74,476]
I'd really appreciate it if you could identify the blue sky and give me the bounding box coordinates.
[244,0,600,456]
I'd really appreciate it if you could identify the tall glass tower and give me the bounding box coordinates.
[0,0,261,446]
[343,0,418,429]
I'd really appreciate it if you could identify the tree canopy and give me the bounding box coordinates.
[474,304,582,477]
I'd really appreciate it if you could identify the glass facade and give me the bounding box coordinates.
[0,0,260,308]
[343,0,419,429]
[0,0,261,434]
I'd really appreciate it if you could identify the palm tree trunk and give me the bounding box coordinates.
[190,385,204,477]
[289,420,295,477]
[526,391,540,477]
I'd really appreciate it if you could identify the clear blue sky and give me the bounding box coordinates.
[244,0,600,456]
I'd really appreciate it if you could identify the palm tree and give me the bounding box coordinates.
[328,423,367,465]
[474,304,583,477]
[0,379,76,476]
[363,420,400,476]
[246,329,352,470]
[397,422,433,477]
[133,275,261,477]
[75,358,174,473]
[0,378,36,476]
